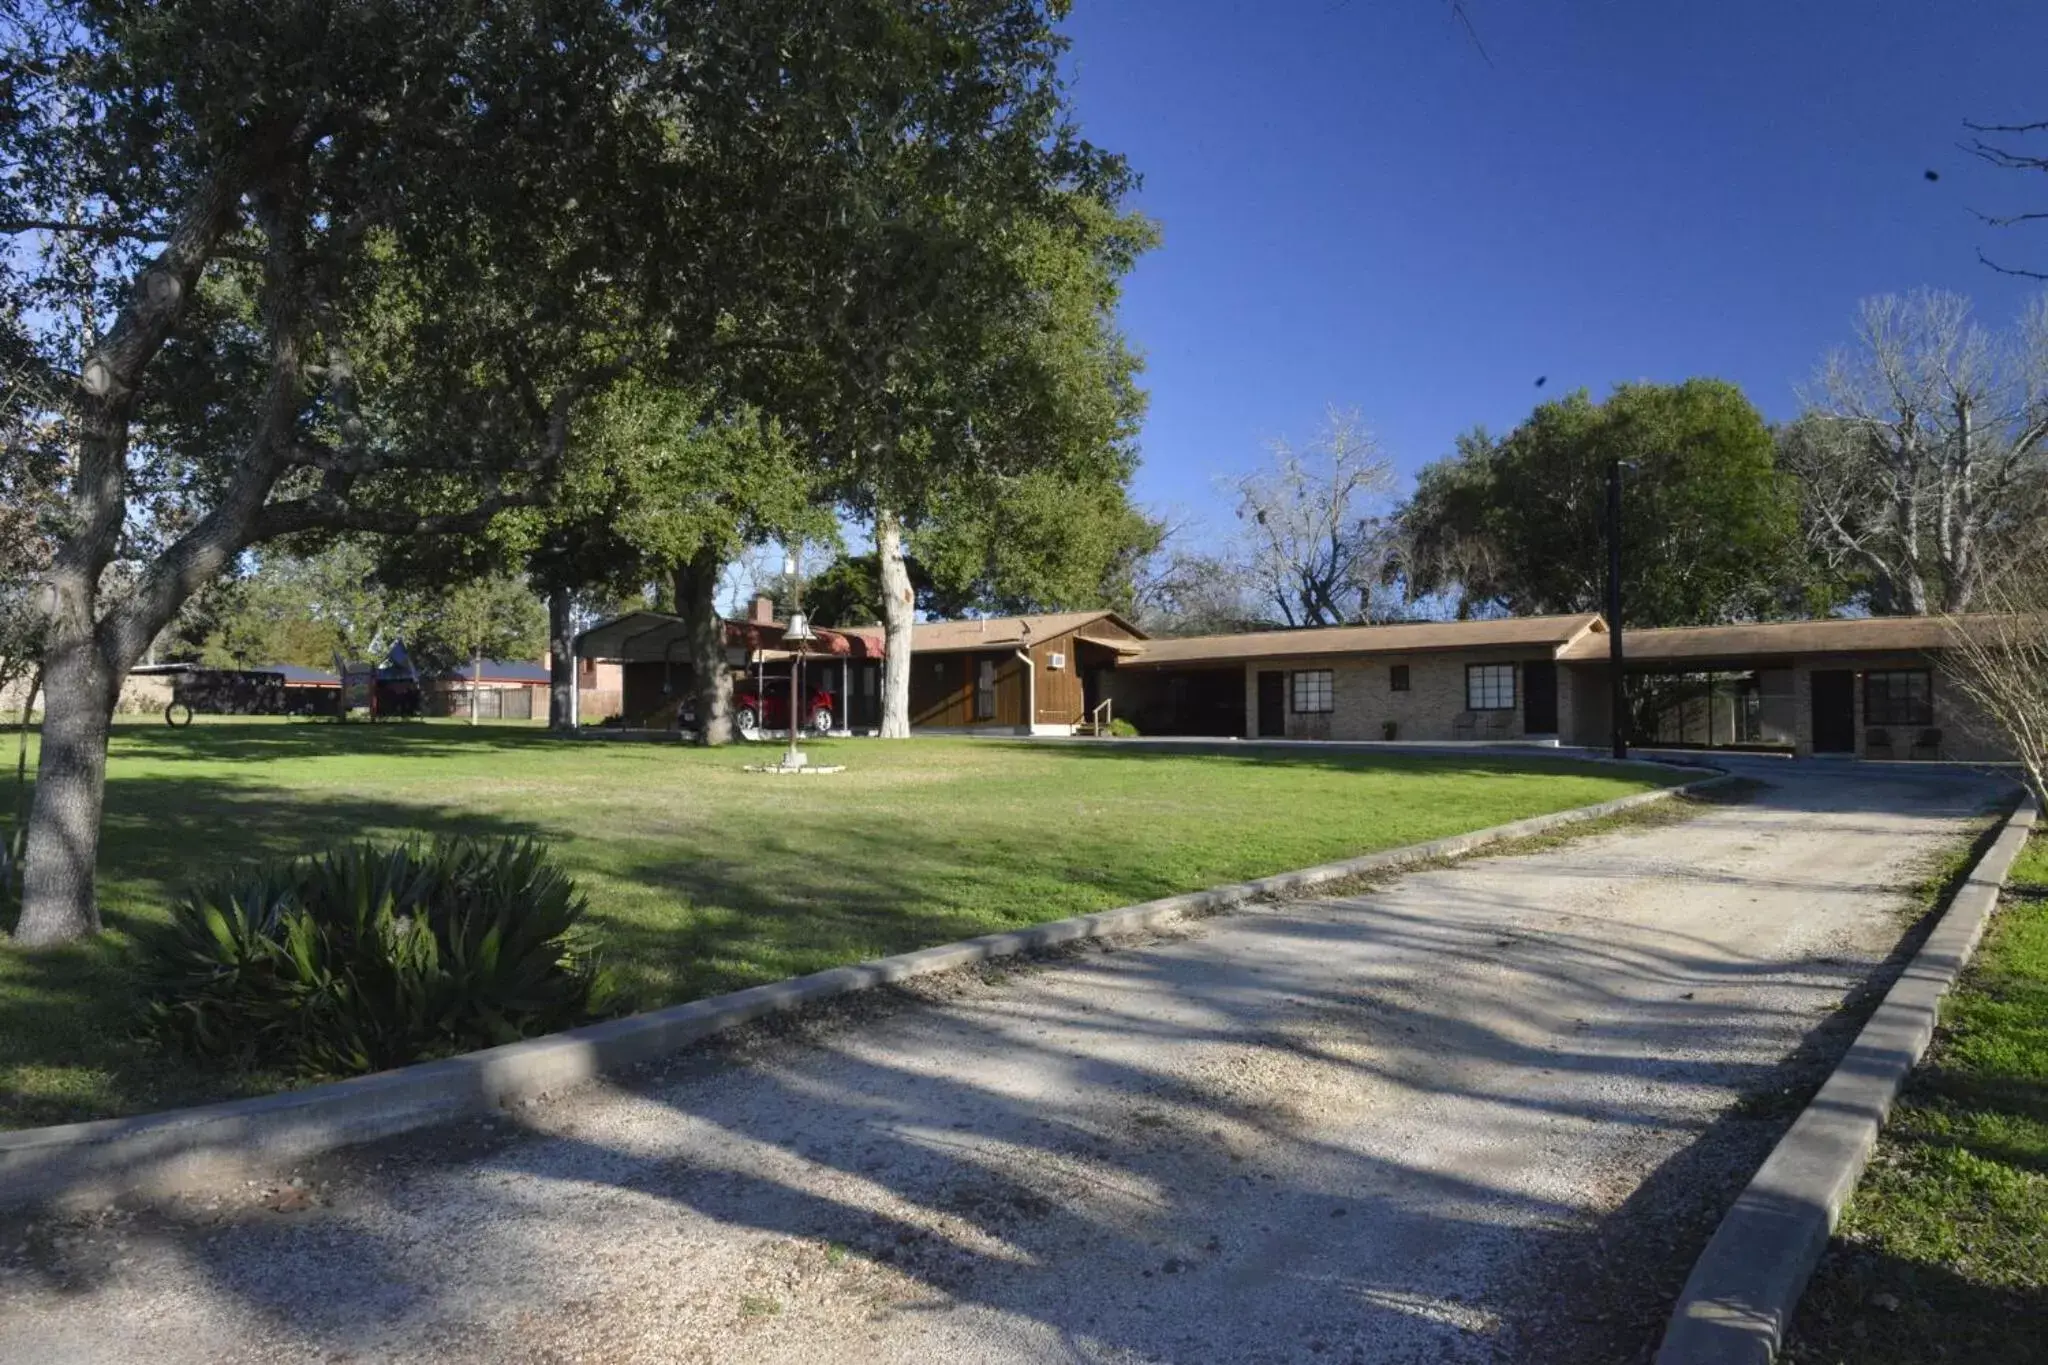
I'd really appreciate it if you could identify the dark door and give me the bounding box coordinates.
[1256,670,1286,738]
[1523,660,1559,735]
[1811,669,1856,753]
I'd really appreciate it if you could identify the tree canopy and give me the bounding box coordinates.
[2,0,1150,944]
[1400,381,1812,627]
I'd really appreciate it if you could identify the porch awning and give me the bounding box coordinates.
[577,610,885,663]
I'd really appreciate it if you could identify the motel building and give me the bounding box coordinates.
[577,605,2015,763]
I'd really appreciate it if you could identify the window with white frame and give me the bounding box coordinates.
[1466,663,1515,711]
[1291,669,1333,714]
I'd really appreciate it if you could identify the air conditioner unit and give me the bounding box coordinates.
[1049,651,1065,670]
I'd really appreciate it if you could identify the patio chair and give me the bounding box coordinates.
[1910,728,1943,761]
[1452,711,1477,741]
[1864,727,1896,760]
[1480,711,1515,740]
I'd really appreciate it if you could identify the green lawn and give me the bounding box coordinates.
[0,720,1675,1130]
[1784,832,2048,1364]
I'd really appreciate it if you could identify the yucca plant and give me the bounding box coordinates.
[146,836,612,1078]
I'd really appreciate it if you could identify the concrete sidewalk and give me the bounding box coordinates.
[0,761,2008,1364]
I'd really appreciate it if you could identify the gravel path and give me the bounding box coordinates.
[0,761,2008,1364]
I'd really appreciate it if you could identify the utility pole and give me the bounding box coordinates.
[1606,458,1628,761]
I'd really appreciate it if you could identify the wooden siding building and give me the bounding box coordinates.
[906,611,1144,734]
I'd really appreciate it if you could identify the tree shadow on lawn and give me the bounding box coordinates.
[0,778,555,1129]
[997,736,1691,785]
[103,719,565,766]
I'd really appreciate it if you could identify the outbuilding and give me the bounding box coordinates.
[907,610,1145,734]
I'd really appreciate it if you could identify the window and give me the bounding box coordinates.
[1864,669,1932,726]
[975,658,997,720]
[1291,669,1333,714]
[1466,663,1515,711]
[1389,665,1410,693]
[1048,651,1066,671]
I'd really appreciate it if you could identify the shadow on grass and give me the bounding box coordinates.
[0,780,554,1128]
[101,719,564,765]
[1783,1247,2048,1365]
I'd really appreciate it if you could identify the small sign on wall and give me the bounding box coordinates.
[1049,652,1066,670]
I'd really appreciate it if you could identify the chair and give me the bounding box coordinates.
[1864,727,1895,760]
[1910,728,1943,761]
[1452,712,1477,741]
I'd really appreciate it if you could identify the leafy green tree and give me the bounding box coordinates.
[805,197,1157,736]
[0,1,685,944]
[915,472,1163,618]
[579,387,829,743]
[1400,382,1814,627]
[183,544,415,669]
[3,0,1143,942]
[411,576,547,724]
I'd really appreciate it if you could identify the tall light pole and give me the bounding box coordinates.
[1606,458,1630,761]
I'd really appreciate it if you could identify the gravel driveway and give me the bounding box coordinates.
[0,760,2009,1364]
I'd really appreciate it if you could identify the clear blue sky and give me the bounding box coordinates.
[1059,0,2048,536]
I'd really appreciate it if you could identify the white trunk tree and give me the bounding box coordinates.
[1227,407,1401,627]
[1790,290,2048,614]
[876,512,915,739]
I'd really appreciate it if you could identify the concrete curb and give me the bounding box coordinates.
[1655,792,2040,1365]
[0,769,1727,1213]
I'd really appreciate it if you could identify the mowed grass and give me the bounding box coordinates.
[1784,831,2048,1364]
[0,720,1676,1130]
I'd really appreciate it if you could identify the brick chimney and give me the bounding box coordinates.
[750,593,776,625]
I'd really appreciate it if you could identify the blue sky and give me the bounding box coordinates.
[1058,0,2048,537]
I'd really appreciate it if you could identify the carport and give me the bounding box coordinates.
[574,608,883,732]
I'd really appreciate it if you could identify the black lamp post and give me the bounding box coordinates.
[1606,458,1632,760]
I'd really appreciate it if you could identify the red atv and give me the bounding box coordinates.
[733,678,838,736]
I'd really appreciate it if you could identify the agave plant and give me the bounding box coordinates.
[147,836,611,1078]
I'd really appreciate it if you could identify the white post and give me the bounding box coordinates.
[840,658,848,734]
[469,647,480,726]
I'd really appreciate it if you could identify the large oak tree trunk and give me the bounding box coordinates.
[547,585,577,730]
[676,547,733,746]
[877,511,914,739]
[12,626,118,946]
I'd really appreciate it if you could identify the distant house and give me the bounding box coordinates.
[423,659,553,721]
[268,663,341,715]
